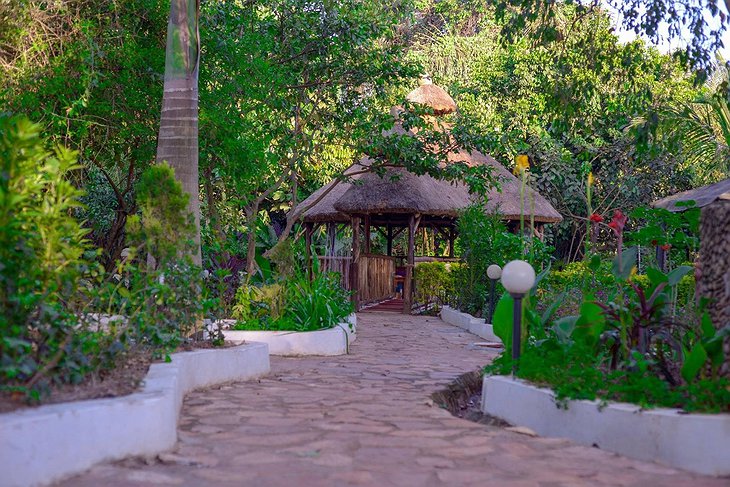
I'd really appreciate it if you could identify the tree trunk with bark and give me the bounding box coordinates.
[156,0,201,265]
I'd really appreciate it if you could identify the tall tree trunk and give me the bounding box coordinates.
[156,0,201,265]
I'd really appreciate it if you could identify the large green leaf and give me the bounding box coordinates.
[667,266,692,286]
[492,292,514,354]
[681,343,708,383]
[552,315,578,344]
[573,294,605,345]
[646,267,668,287]
[612,246,638,281]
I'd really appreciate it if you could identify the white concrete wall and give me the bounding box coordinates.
[440,306,501,343]
[0,342,270,487]
[482,375,730,476]
[223,314,357,356]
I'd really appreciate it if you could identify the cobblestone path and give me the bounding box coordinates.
[61,312,728,486]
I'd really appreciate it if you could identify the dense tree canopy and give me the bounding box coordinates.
[1,0,728,266]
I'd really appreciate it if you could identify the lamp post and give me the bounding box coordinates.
[486,264,502,324]
[500,260,536,374]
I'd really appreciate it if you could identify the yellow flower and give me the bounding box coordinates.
[630,266,638,277]
[587,172,594,186]
[514,154,530,175]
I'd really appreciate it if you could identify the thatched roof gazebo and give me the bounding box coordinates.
[653,179,730,374]
[300,80,562,313]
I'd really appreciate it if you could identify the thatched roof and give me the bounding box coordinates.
[653,178,730,212]
[300,151,562,223]
[298,81,562,224]
[405,80,457,115]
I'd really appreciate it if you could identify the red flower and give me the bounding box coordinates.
[607,210,627,236]
[589,213,603,223]
[651,239,658,246]
[660,244,672,251]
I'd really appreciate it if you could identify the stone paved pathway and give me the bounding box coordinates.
[61,312,728,486]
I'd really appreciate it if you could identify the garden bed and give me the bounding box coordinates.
[440,306,501,343]
[0,342,270,487]
[481,375,730,476]
[222,314,357,356]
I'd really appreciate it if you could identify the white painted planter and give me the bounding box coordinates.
[482,375,730,476]
[223,314,357,356]
[440,306,501,343]
[0,342,270,487]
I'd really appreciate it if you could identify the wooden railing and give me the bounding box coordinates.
[318,254,396,308]
[318,255,352,290]
[358,254,396,304]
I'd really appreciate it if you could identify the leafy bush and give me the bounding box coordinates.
[0,123,212,404]
[487,248,728,413]
[119,163,208,350]
[453,204,553,315]
[232,266,353,332]
[0,117,117,399]
[414,262,453,309]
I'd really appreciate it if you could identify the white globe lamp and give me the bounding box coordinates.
[487,264,502,280]
[501,260,536,296]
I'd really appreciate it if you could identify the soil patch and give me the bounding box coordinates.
[431,370,510,427]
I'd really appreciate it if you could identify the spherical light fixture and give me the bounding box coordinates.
[500,260,536,297]
[487,264,502,280]
[500,260,536,373]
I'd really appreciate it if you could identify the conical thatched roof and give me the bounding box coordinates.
[298,81,562,224]
[405,80,457,115]
[653,178,730,212]
[300,151,562,223]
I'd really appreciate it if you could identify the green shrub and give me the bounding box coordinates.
[232,270,353,332]
[454,204,554,315]
[0,116,112,398]
[414,262,452,308]
[119,163,207,349]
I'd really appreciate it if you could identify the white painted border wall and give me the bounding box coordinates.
[440,306,501,343]
[223,314,357,356]
[482,375,730,476]
[0,342,270,487]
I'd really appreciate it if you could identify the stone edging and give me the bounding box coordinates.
[440,306,501,343]
[0,342,270,487]
[482,375,730,476]
[222,314,357,356]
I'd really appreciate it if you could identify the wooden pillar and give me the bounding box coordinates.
[350,216,361,310]
[305,222,313,281]
[386,224,393,256]
[325,222,337,257]
[403,214,420,313]
[364,214,371,254]
[448,227,455,258]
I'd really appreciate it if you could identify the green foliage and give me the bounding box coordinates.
[453,204,553,315]
[232,257,353,332]
[126,163,196,266]
[626,205,700,264]
[0,117,137,399]
[414,262,453,309]
[412,4,702,261]
[487,246,728,413]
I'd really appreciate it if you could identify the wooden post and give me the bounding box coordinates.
[305,222,313,281]
[350,216,361,310]
[326,222,336,257]
[364,214,371,254]
[387,224,393,256]
[403,214,420,313]
[448,227,455,258]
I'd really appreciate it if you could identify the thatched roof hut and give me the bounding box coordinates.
[299,80,562,313]
[301,81,562,224]
[653,178,730,212]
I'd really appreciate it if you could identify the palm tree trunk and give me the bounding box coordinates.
[156,0,201,265]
